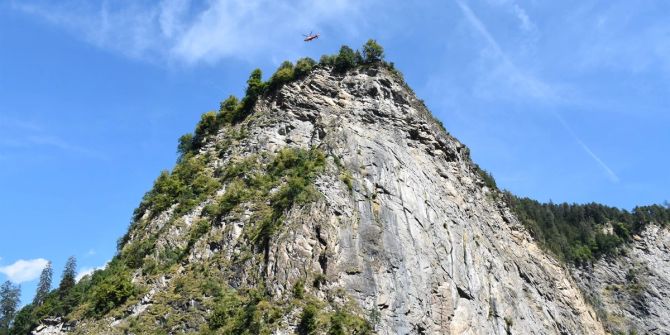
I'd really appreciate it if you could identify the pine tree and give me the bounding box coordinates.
[33,261,52,306]
[0,281,20,335]
[58,256,77,298]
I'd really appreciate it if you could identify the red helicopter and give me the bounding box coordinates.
[303,32,320,42]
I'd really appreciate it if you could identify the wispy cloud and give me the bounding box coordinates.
[0,258,49,283]
[554,113,619,183]
[455,0,556,102]
[0,116,107,160]
[12,0,372,65]
[569,2,670,75]
[455,0,619,182]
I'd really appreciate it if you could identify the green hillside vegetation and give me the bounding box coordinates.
[472,167,670,266]
[8,40,388,334]
[502,192,670,265]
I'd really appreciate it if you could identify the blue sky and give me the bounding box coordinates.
[1,0,668,304]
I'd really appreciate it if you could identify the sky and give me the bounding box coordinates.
[1,0,669,305]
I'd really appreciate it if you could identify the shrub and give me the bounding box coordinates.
[362,39,384,63]
[218,95,241,124]
[208,289,281,334]
[295,57,317,78]
[177,133,194,157]
[319,54,336,66]
[193,111,219,145]
[297,303,318,335]
[187,219,211,249]
[268,61,295,90]
[293,280,305,299]
[334,46,357,72]
[328,309,372,335]
[88,268,135,317]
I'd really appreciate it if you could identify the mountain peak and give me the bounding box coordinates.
[20,44,669,335]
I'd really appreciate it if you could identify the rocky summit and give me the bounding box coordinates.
[29,60,668,335]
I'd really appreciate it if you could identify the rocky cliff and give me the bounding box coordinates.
[574,224,670,335]
[34,62,667,335]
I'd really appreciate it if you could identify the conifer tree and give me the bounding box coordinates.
[0,281,20,335]
[33,261,52,306]
[58,256,77,298]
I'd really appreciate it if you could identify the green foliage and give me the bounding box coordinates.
[177,133,194,157]
[33,261,52,307]
[293,280,305,299]
[334,46,357,72]
[362,39,384,63]
[297,303,318,335]
[205,148,325,255]
[9,303,34,335]
[0,281,20,334]
[474,164,497,191]
[58,257,77,298]
[268,61,295,90]
[319,54,336,66]
[504,192,670,265]
[208,289,281,334]
[245,69,265,98]
[295,57,317,78]
[187,219,211,250]
[220,95,240,114]
[87,266,136,317]
[193,111,219,147]
[120,236,157,269]
[328,309,372,335]
[133,154,220,221]
[340,171,353,191]
[218,95,241,124]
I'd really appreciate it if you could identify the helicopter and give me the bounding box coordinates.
[303,32,320,42]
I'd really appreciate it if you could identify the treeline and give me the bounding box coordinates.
[2,257,69,334]
[176,39,390,158]
[3,255,137,334]
[501,191,670,265]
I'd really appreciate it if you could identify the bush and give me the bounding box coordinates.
[208,289,281,334]
[177,133,194,157]
[362,39,384,63]
[88,267,136,317]
[193,111,219,146]
[334,46,357,72]
[218,95,240,124]
[319,54,336,66]
[328,309,372,335]
[297,303,318,335]
[293,280,305,299]
[295,57,317,78]
[268,61,295,90]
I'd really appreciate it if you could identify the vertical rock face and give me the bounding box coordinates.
[252,66,605,334]
[43,65,613,334]
[574,225,670,335]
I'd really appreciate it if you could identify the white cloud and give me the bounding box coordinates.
[0,258,49,283]
[12,0,372,65]
[512,4,534,33]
